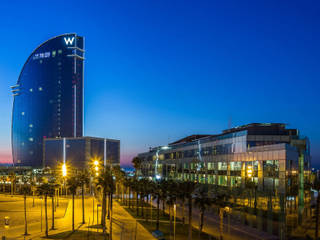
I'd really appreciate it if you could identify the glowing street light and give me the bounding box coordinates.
[62,163,67,177]
[247,165,252,178]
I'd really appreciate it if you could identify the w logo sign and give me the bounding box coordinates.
[64,37,75,45]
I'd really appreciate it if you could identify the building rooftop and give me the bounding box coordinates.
[167,123,298,147]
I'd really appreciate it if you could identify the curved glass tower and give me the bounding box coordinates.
[11,33,84,167]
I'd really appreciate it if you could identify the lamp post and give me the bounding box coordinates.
[174,203,176,240]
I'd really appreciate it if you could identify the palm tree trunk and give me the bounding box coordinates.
[72,193,75,232]
[32,190,35,207]
[188,196,192,240]
[51,196,55,229]
[146,195,149,222]
[199,211,204,239]
[182,200,185,225]
[82,184,85,224]
[141,193,144,218]
[136,192,139,216]
[24,194,28,235]
[108,193,111,219]
[163,200,166,216]
[156,195,160,230]
[101,188,107,233]
[315,190,320,240]
[45,195,48,237]
[110,191,113,240]
[169,205,172,238]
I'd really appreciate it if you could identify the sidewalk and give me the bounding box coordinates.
[1,196,155,240]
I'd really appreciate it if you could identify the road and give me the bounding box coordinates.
[151,199,279,240]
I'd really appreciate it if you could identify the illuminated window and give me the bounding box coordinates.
[52,51,56,57]
[39,60,43,64]
[21,112,25,116]
[58,50,62,54]
[28,137,34,142]
[38,87,43,91]
[29,124,33,128]
[29,88,33,92]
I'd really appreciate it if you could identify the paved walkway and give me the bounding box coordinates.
[1,196,154,240]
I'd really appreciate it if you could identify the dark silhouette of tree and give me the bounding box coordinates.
[37,182,55,237]
[21,176,31,236]
[67,176,79,232]
[194,184,212,238]
[77,170,90,224]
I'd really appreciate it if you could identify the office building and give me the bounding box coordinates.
[137,123,310,195]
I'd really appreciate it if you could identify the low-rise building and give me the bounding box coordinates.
[43,136,120,170]
[138,123,310,200]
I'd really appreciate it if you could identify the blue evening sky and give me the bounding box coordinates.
[0,0,319,167]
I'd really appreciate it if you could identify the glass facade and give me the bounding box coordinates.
[44,137,120,169]
[11,34,84,167]
[138,123,311,195]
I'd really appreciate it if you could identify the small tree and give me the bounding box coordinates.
[37,182,55,237]
[181,181,196,240]
[77,171,90,224]
[132,157,142,177]
[67,176,79,232]
[313,178,320,240]
[21,176,31,236]
[194,184,212,238]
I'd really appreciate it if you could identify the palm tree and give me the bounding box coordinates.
[132,157,142,177]
[37,182,55,237]
[313,177,320,240]
[210,186,230,240]
[97,167,114,237]
[9,172,15,196]
[21,176,31,236]
[159,179,168,216]
[166,180,177,237]
[180,181,196,240]
[67,176,79,232]
[194,184,212,238]
[48,179,59,230]
[77,171,90,224]
[152,179,162,230]
[1,175,6,193]
[177,181,187,225]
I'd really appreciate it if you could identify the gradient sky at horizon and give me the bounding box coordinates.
[0,0,319,167]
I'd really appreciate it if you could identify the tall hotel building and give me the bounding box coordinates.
[137,123,310,195]
[11,34,84,167]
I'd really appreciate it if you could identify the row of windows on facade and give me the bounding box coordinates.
[143,160,280,177]
[145,141,285,161]
[165,174,280,189]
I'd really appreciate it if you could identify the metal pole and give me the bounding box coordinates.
[97,205,99,226]
[41,197,43,232]
[135,220,137,240]
[93,195,95,224]
[174,204,176,240]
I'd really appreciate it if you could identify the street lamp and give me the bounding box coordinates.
[247,165,252,178]
[62,163,67,177]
